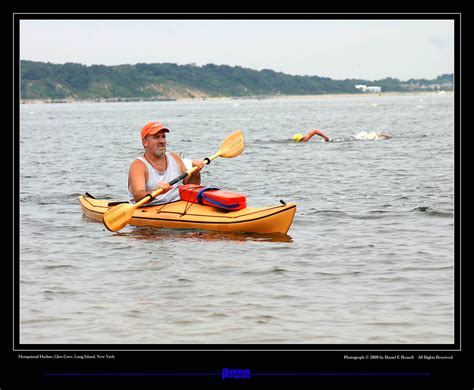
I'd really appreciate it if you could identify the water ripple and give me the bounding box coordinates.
[411,206,454,217]
[19,96,455,344]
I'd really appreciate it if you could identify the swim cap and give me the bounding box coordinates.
[293,133,303,142]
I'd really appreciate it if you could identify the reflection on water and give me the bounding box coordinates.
[115,226,293,243]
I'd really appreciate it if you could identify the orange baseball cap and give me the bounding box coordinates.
[141,121,169,141]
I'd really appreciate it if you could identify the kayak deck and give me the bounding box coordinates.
[79,195,296,234]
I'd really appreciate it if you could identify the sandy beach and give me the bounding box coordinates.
[20,90,452,105]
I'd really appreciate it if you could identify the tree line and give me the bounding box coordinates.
[20,60,454,101]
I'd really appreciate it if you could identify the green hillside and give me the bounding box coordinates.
[20,60,454,102]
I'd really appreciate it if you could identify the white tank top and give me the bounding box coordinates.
[128,152,183,205]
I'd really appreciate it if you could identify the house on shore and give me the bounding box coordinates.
[355,85,382,93]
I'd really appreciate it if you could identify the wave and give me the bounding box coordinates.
[307,209,398,220]
[351,131,392,140]
[306,210,350,218]
[253,133,392,144]
[411,206,454,218]
[308,207,453,220]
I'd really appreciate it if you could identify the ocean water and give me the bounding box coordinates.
[19,93,455,344]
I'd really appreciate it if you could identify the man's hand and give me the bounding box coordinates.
[191,160,206,173]
[157,181,172,193]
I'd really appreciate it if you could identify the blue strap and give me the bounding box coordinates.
[197,187,241,209]
[196,187,219,205]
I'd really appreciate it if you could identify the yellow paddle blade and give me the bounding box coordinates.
[103,203,136,232]
[217,130,245,158]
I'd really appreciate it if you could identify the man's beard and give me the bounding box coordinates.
[154,146,166,157]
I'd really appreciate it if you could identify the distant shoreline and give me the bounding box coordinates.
[20,90,452,105]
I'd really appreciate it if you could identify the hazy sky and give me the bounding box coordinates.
[19,18,455,81]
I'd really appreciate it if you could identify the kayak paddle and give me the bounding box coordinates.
[102,130,245,232]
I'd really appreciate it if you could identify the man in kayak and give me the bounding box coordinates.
[128,121,205,205]
[293,128,331,142]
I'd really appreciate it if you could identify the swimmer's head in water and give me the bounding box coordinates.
[293,133,303,142]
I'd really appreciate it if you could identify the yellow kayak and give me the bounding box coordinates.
[79,195,296,234]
